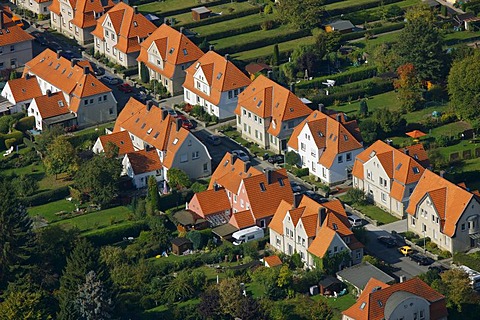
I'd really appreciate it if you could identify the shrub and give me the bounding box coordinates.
[285,150,300,166]
[294,167,309,177]
[16,116,35,132]
[84,221,148,246]
[22,186,70,206]
[4,138,16,149]
[261,20,275,31]
[346,188,367,205]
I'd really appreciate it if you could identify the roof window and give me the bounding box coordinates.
[195,62,200,69]
[169,47,174,54]
[318,131,323,137]
[396,163,402,170]
[278,178,284,186]
[153,132,159,139]
[173,138,178,145]
[147,128,152,134]
[260,182,266,192]
[133,21,138,27]
[217,72,223,80]
[135,117,140,123]
[369,151,376,158]
[360,302,366,310]
[343,134,348,141]
[289,108,294,112]
[58,101,64,107]
[257,100,262,107]
[413,167,420,174]
[55,64,60,70]
[183,48,188,56]
[141,123,146,129]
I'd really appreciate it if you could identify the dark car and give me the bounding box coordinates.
[61,50,76,60]
[91,64,105,76]
[302,190,328,203]
[48,42,62,52]
[377,236,398,248]
[268,154,284,164]
[34,35,48,46]
[117,83,133,93]
[178,115,193,130]
[410,253,434,266]
[428,264,447,273]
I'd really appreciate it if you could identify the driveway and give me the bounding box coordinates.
[381,219,407,233]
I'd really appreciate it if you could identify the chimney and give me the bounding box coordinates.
[179,27,184,34]
[265,169,273,185]
[146,100,153,112]
[133,6,138,14]
[440,170,445,178]
[46,89,52,97]
[293,192,302,208]
[267,70,273,79]
[213,182,219,191]
[83,66,90,75]
[57,50,62,59]
[404,148,409,156]
[25,73,30,80]
[318,207,327,226]
[209,45,214,51]
[161,109,168,120]
[176,118,182,131]
[289,83,295,94]
[71,59,76,68]
[244,160,250,173]
[318,103,324,113]
[224,53,229,61]
[230,152,237,164]
[0,10,3,29]
[336,113,342,123]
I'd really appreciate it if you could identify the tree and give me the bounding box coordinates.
[292,44,321,76]
[163,272,195,303]
[277,0,325,29]
[358,119,379,144]
[394,63,423,112]
[57,238,107,320]
[434,269,474,312]
[373,108,406,134]
[166,168,191,189]
[103,141,119,159]
[12,173,39,197]
[238,296,265,320]
[218,278,243,317]
[43,136,77,179]
[272,44,280,66]
[428,148,448,170]
[9,71,17,80]
[76,271,112,320]
[371,43,400,73]
[0,290,50,320]
[198,286,222,319]
[74,154,121,207]
[198,37,209,51]
[395,5,446,81]
[140,62,149,84]
[314,31,341,60]
[346,188,366,205]
[147,176,160,213]
[447,51,480,122]
[285,150,300,166]
[0,177,34,289]
[359,99,368,117]
[277,265,293,289]
[186,230,203,250]
[35,125,64,154]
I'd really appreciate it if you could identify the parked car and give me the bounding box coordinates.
[102,76,121,85]
[410,253,434,265]
[268,154,284,164]
[61,50,76,60]
[206,134,221,146]
[399,246,413,256]
[302,190,328,203]
[91,64,105,76]
[428,264,447,273]
[167,109,178,118]
[133,91,147,103]
[377,236,398,248]
[48,42,62,52]
[290,181,302,193]
[178,115,193,130]
[34,35,48,46]
[347,214,363,228]
[232,150,249,162]
[117,83,133,93]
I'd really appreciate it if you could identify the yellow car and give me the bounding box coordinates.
[399,246,413,256]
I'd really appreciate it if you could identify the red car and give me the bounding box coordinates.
[178,115,193,130]
[117,83,133,93]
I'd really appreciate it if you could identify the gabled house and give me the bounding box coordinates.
[93,130,135,157]
[187,186,232,225]
[28,91,76,130]
[400,143,431,169]
[352,140,425,218]
[234,75,312,153]
[342,277,448,320]
[92,3,156,68]
[137,24,204,95]
[122,149,163,188]
[183,50,251,119]
[288,110,364,185]
[1,75,42,114]
[110,98,211,187]
[0,10,34,71]
[22,49,117,128]
[50,0,114,45]
[406,169,480,253]
[15,0,52,16]
[269,195,364,269]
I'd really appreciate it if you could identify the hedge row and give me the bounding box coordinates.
[123,67,139,77]
[340,22,406,42]
[67,130,103,148]
[178,6,261,29]
[326,0,402,17]
[312,78,394,106]
[84,221,148,246]
[137,0,234,18]
[0,130,24,151]
[15,116,35,132]
[202,21,270,41]
[296,66,378,89]
[217,28,311,55]
[453,252,480,272]
[22,186,70,207]
[159,190,194,211]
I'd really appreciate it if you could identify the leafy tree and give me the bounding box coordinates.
[103,141,119,159]
[167,168,192,189]
[186,230,203,250]
[358,119,379,144]
[428,148,448,170]
[9,71,17,80]
[140,62,149,83]
[277,265,293,288]
[12,173,39,197]
[147,176,160,213]
[359,99,369,117]
[238,296,266,320]
[272,44,280,66]
[289,252,303,269]
[395,5,446,81]
[191,181,207,193]
[43,136,77,179]
[76,271,112,320]
[198,37,209,51]
[0,177,34,289]
[74,154,121,207]
[447,51,480,122]
[433,268,474,312]
[314,31,341,60]
[35,125,64,154]
[371,43,400,73]
[362,255,381,268]
[346,188,367,205]
[277,0,325,29]
[163,272,195,303]
[321,250,351,275]
[218,278,243,317]
[309,299,334,320]
[418,269,442,286]
[285,150,300,166]
[394,63,423,112]
[292,44,321,76]
[0,290,50,320]
[385,5,403,21]
[373,108,406,134]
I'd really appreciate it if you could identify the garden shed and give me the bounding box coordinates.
[191,6,211,21]
[324,20,356,34]
[171,237,193,255]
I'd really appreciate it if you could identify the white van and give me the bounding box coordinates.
[232,226,264,245]
[457,265,480,291]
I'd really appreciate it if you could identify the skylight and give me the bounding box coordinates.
[169,47,174,54]
[257,100,262,107]
[289,108,294,112]
[216,72,223,80]
[260,182,266,192]
[141,123,146,129]
[135,118,140,123]
[133,21,138,27]
[183,48,188,56]
[147,128,152,134]
[58,101,64,107]
[360,302,366,310]
[413,167,420,174]
[396,163,402,170]
[278,178,284,186]
[369,151,376,158]
[195,62,200,69]
[172,138,178,145]
[329,133,333,139]
[153,132,159,139]
[343,134,348,141]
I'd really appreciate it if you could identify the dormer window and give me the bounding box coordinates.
[183,49,188,55]
[133,21,138,27]
[413,167,420,174]
[169,47,174,54]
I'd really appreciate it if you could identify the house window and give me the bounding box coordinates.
[248,112,251,118]
[411,216,416,226]
[203,163,208,172]
[234,195,237,203]
[462,223,466,231]
[300,142,306,151]
[260,219,266,228]
[109,108,114,115]
[240,199,244,208]
[346,152,352,161]
[228,91,233,99]
[367,170,372,180]
[103,95,107,101]
[338,155,343,163]
[243,109,246,115]
[259,118,262,124]
[180,153,188,163]
[192,151,199,159]
[85,99,89,105]
[276,237,281,246]
[381,193,387,203]
[10,45,14,52]
[302,238,305,247]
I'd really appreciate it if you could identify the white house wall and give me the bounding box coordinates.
[27,98,44,130]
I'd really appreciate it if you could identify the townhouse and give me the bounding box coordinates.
[406,169,480,253]
[269,195,363,269]
[92,2,156,68]
[0,10,34,71]
[288,110,364,185]
[352,140,426,218]
[188,152,293,228]
[1,75,42,113]
[28,91,75,130]
[137,24,204,95]
[50,0,114,45]
[108,98,211,188]
[122,149,163,189]
[183,50,251,119]
[21,49,117,129]
[343,277,448,320]
[13,0,51,16]
[234,75,312,153]
[93,130,134,157]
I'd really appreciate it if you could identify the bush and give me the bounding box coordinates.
[84,221,148,246]
[296,66,378,90]
[294,167,309,177]
[16,116,35,132]
[346,188,367,205]
[285,150,300,166]
[22,186,70,206]
[4,138,16,149]
[261,20,275,31]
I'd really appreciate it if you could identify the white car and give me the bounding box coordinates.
[102,76,120,85]
[232,150,249,162]
[348,214,363,227]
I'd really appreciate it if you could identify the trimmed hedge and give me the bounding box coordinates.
[22,186,70,207]
[340,22,406,42]
[178,6,262,29]
[296,66,378,89]
[83,221,148,246]
[149,0,237,19]
[217,28,311,55]
[0,130,24,150]
[67,131,102,148]
[202,21,270,41]
[159,190,194,211]
[16,116,35,132]
[326,0,402,17]
[123,67,139,77]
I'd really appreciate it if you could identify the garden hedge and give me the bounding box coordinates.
[16,116,35,132]
[296,66,378,89]
[326,0,402,17]
[22,186,70,207]
[67,131,102,148]
[178,6,261,29]
[0,130,24,150]
[136,0,233,17]
[201,21,271,41]
[340,22,406,42]
[84,221,148,246]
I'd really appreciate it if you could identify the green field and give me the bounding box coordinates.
[51,206,132,232]
[28,199,77,222]
[138,0,199,14]
[172,2,256,25]
[234,35,315,61]
[192,13,269,37]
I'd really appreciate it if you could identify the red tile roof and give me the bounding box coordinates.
[32,92,70,119]
[6,76,42,103]
[126,149,162,174]
[209,152,262,192]
[138,24,204,79]
[406,169,476,237]
[98,131,135,156]
[0,24,34,47]
[264,255,282,267]
[183,50,251,105]
[189,187,231,217]
[400,143,430,168]
[229,210,255,229]
[288,110,363,168]
[70,0,115,29]
[235,75,312,137]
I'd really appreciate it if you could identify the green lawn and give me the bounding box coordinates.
[28,199,77,222]
[340,195,399,225]
[72,121,113,137]
[172,2,256,25]
[234,35,315,61]
[192,13,269,37]
[138,0,198,14]
[325,0,390,10]
[311,293,357,315]
[51,206,132,232]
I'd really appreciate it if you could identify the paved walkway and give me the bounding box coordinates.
[380,219,408,234]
